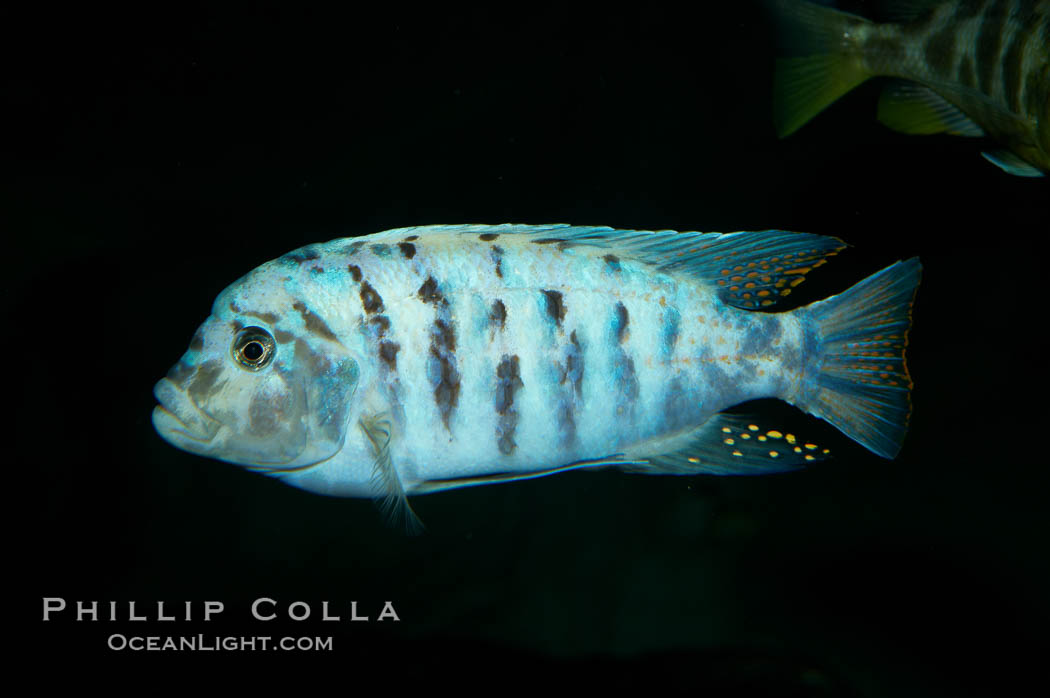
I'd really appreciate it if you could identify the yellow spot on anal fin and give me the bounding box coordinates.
[687,457,701,463]
[748,424,759,431]
[767,431,783,439]
[769,451,779,458]
[724,438,735,445]
[732,450,743,457]
[785,433,797,444]
[722,426,732,433]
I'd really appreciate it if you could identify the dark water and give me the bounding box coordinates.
[11,2,1047,693]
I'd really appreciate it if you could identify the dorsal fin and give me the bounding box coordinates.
[880,0,945,23]
[378,224,845,311]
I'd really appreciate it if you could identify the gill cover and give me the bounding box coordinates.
[155,318,360,471]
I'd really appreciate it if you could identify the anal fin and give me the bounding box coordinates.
[623,413,831,476]
[412,455,647,495]
[877,83,984,136]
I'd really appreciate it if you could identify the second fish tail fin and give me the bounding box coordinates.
[794,258,922,458]
[767,0,875,137]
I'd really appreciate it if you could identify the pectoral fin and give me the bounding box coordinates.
[981,149,1046,177]
[359,414,423,533]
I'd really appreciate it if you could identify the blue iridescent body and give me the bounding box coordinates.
[153,225,920,522]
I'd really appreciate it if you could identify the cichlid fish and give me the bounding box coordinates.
[153,225,920,525]
[768,0,1050,176]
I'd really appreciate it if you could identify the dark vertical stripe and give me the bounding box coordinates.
[543,290,565,327]
[418,276,460,432]
[958,54,977,87]
[429,318,459,431]
[1001,14,1034,112]
[379,341,400,371]
[976,0,1007,93]
[923,23,958,76]
[292,301,338,341]
[564,331,583,398]
[613,302,629,343]
[494,355,523,455]
[1022,67,1046,118]
[418,276,442,304]
[491,245,504,278]
[366,310,405,424]
[370,315,390,335]
[370,313,398,371]
[490,299,507,331]
[555,331,584,448]
[611,303,639,417]
[360,281,384,314]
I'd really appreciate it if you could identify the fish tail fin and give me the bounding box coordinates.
[794,258,921,458]
[767,0,874,137]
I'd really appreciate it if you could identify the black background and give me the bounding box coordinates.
[11,2,1047,693]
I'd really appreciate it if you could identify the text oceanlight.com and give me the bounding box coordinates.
[107,634,334,651]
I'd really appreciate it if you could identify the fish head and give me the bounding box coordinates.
[152,270,361,473]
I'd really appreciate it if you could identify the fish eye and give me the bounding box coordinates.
[232,326,276,371]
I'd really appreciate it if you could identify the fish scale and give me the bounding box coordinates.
[153,224,920,526]
[369,234,779,476]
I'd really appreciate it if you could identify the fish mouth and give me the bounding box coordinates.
[152,378,221,448]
